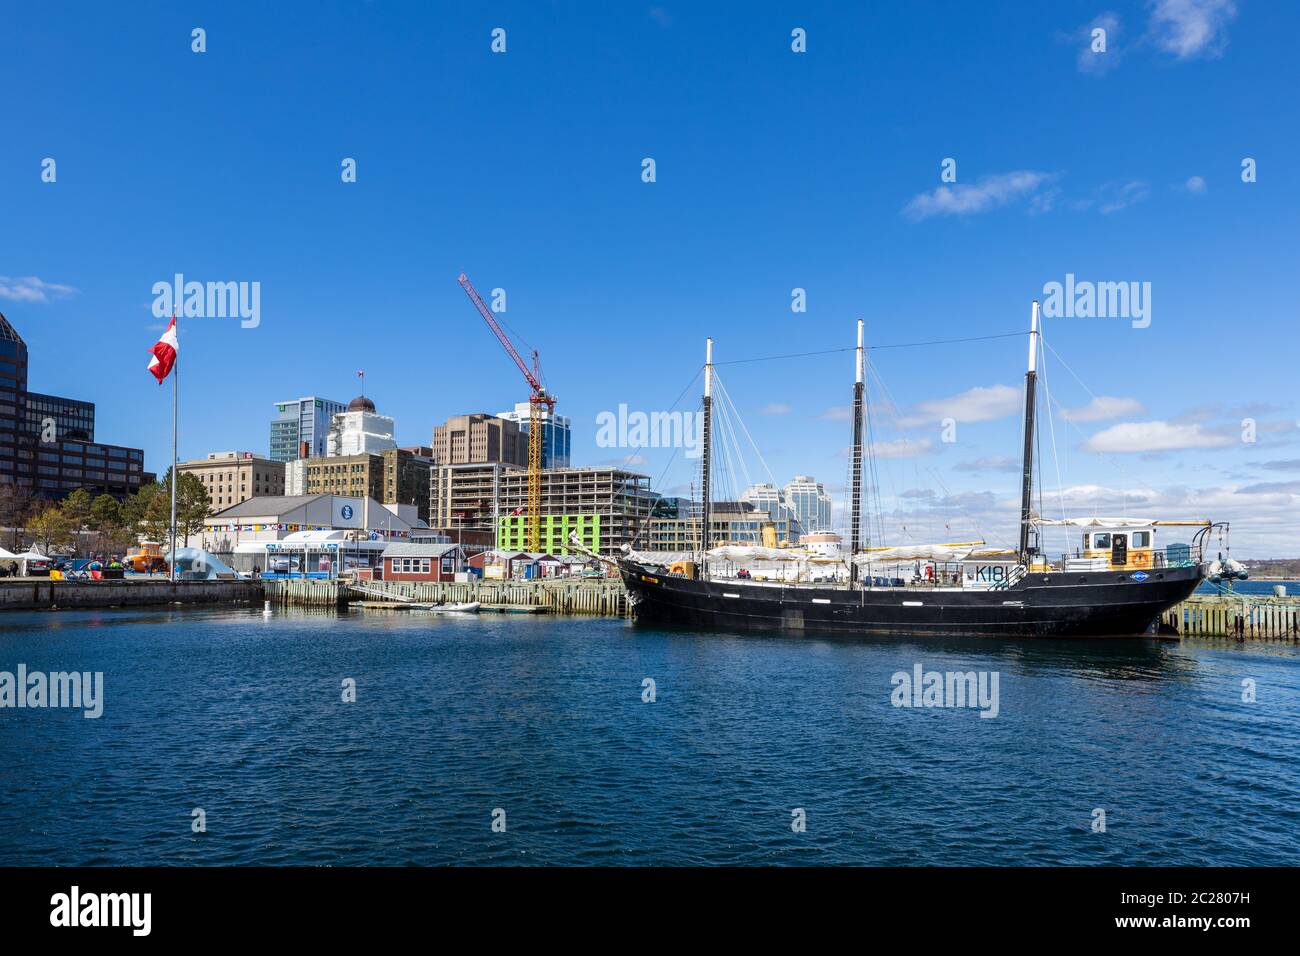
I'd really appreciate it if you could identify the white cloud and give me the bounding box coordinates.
[1060,396,1145,422]
[902,171,1056,221]
[819,406,852,422]
[762,403,792,416]
[954,455,1020,473]
[1185,175,1207,194]
[1083,420,1235,453]
[899,384,1021,427]
[0,276,78,303]
[1098,179,1150,214]
[1148,0,1238,59]
[874,438,934,459]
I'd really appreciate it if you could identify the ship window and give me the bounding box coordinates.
[1093,533,1111,549]
[1133,531,1150,547]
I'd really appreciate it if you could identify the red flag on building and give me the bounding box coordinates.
[147,316,179,383]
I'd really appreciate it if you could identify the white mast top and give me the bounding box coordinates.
[1027,300,1040,374]
[855,319,864,384]
[704,337,714,398]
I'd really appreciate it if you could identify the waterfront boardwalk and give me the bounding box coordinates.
[1162,593,1300,641]
[263,577,629,616]
[0,578,261,611]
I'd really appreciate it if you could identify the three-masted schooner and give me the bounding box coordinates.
[617,302,1215,638]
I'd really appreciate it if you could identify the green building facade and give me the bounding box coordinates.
[497,513,601,555]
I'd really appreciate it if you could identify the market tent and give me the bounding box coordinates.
[12,549,50,577]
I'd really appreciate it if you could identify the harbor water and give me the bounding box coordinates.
[1,607,1298,866]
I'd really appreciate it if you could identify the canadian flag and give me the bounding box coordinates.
[148,316,179,384]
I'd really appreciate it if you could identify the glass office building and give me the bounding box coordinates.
[495,401,572,469]
[270,396,347,462]
[782,475,832,534]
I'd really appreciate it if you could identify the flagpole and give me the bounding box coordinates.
[170,321,178,583]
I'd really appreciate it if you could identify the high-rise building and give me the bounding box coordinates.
[178,451,286,513]
[0,311,149,501]
[740,482,798,536]
[783,475,833,533]
[432,413,527,466]
[269,396,346,462]
[495,402,572,469]
[326,395,397,457]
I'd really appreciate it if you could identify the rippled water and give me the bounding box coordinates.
[1,607,1297,866]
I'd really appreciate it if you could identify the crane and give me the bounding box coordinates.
[458,272,555,553]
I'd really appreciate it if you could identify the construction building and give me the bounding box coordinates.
[496,466,655,556]
[178,451,287,513]
[429,463,655,556]
[431,413,528,467]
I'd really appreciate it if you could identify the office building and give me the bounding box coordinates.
[178,451,286,513]
[783,475,833,533]
[304,447,430,522]
[740,482,799,537]
[432,413,528,467]
[495,401,572,469]
[269,396,346,462]
[0,311,149,501]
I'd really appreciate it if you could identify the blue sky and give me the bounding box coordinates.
[3,1,1297,554]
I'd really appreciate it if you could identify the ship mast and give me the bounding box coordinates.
[700,337,713,578]
[1018,300,1041,564]
[849,319,865,587]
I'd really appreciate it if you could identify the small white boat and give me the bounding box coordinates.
[423,601,481,614]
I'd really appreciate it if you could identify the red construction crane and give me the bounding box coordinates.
[458,272,555,552]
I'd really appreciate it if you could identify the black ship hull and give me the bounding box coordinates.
[618,560,1204,638]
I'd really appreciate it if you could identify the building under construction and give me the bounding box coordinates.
[428,462,655,556]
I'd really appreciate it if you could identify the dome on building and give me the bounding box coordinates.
[348,395,376,413]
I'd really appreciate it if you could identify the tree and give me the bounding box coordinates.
[0,481,37,551]
[60,488,93,554]
[90,493,133,557]
[122,482,171,545]
[151,468,210,547]
[28,504,74,554]
[90,493,121,532]
[176,472,210,546]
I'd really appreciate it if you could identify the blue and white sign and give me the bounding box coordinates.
[1130,571,1149,582]
[332,498,363,528]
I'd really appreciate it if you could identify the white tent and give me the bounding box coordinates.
[12,549,50,577]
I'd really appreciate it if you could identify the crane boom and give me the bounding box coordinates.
[458,272,545,397]
[458,271,555,554]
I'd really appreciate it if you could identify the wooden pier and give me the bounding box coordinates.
[1162,593,1300,641]
[263,577,629,616]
